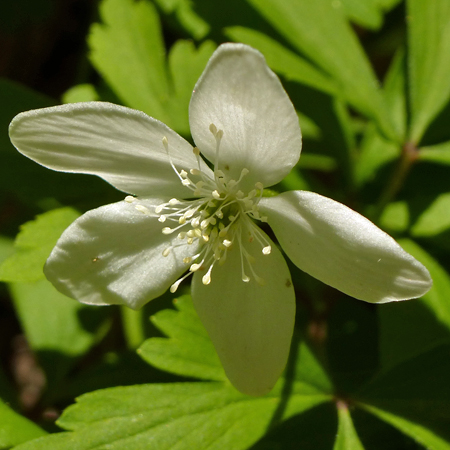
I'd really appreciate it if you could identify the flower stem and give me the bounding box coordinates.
[371,141,419,223]
[121,306,145,349]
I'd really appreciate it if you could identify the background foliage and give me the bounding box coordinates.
[1,0,450,448]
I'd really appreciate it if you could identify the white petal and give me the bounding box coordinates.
[44,199,200,309]
[189,43,302,190]
[191,232,295,396]
[260,191,432,303]
[9,102,212,198]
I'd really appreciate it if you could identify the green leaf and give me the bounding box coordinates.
[0,208,80,283]
[407,0,450,143]
[419,141,450,166]
[410,192,450,237]
[16,297,332,449]
[138,295,226,382]
[9,279,109,390]
[360,404,450,450]
[355,124,399,188]
[0,398,46,448]
[62,84,99,104]
[333,404,365,450]
[152,0,210,39]
[339,0,383,30]
[383,47,407,141]
[89,0,215,135]
[89,0,169,123]
[378,239,450,370]
[245,0,395,140]
[225,26,338,96]
[164,40,216,134]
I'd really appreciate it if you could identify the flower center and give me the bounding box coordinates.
[128,124,271,292]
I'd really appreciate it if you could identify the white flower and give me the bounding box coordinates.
[9,43,432,396]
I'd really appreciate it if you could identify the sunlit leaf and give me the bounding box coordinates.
[225,26,338,95]
[138,295,226,382]
[62,84,99,104]
[13,297,332,450]
[245,0,396,140]
[333,403,365,450]
[407,0,450,143]
[0,208,80,283]
[419,141,450,166]
[89,0,215,135]
[0,399,46,449]
[339,0,383,30]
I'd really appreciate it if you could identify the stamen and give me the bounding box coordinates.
[125,195,135,203]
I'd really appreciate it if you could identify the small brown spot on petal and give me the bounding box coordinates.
[285,279,291,287]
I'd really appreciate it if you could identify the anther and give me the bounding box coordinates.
[158,215,167,223]
[162,227,173,234]
[212,190,221,199]
[162,247,171,257]
[125,196,135,203]
[209,123,217,135]
[262,245,272,255]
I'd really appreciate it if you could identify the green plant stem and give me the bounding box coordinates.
[121,306,145,349]
[372,141,419,223]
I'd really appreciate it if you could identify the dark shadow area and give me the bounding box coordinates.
[326,294,379,394]
[250,402,336,450]
[266,332,301,431]
[353,406,422,450]
[357,342,450,443]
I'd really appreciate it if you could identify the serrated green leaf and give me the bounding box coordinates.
[153,0,209,39]
[407,0,450,143]
[138,295,226,381]
[89,0,170,123]
[139,296,333,395]
[333,404,365,450]
[165,40,216,134]
[340,0,383,30]
[225,26,338,96]
[245,0,395,140]
[378,239,450,370]
[62,84,99,104]
[9,279,109,390]
[0,208,80,283]
[0,398,46,448]
[14,365,331,450]
[419,141,450,165]
[89,0,215,136]
[18,297,332,449]
[360,404,450,450]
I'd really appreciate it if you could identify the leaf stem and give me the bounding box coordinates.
[372,141,420,223]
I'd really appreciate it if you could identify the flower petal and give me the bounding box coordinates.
[260,191,432,303]
[191,233,295,396]
[189,43,302,190]
[9,102,211,198]
[44,199,200,309]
